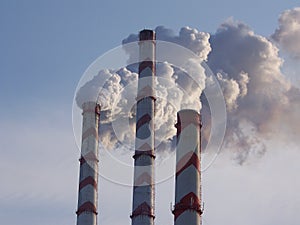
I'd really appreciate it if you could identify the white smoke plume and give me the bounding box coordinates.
[272,7,300,88]
[216,71,249,112]
[76,41,209,155]
[76,26,210,155]
[272,7,300,59]
[208,19,300,164]
[122,26,211,61]
[76,14,300,164]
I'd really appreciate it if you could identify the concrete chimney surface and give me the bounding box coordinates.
[131,29,156,225]
[173,109,203,225]
[76,102,100,225]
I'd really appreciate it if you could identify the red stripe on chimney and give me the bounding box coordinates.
[136,114,152,131]
[176,151,200,177]
[130,202,154,218]
[139,60,154,74]
[79,176,97,190]
[76,201,97,216]
[172,192,202,220]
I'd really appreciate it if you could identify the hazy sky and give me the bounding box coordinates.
[0,1,299,225]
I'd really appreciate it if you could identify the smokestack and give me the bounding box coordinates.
[130,29,156,225]
[76,101,100,225]
[172,109,203,225]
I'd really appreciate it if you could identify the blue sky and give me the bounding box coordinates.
[1,1,299,225]
[0,0,297,112]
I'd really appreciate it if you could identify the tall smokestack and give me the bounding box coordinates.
[172,109,203,225]
[130,29,156,225]
[76,101,100,225]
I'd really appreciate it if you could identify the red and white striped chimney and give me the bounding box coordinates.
[76,101,100,225]
[172,109,203,225]
[130,29,156,225]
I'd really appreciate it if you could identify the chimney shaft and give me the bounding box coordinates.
[76,102,100,225]
[173,109,203,225]
[131,29,156,225]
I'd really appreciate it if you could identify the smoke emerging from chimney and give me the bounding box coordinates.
[75,9,300,165]
[76,27,211,158]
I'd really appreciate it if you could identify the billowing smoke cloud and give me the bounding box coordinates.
[122,26,211,61]
[76,27,210,154]
[76,12,300,164]
[208,19,300,164]
[272,7,300,58]
[272,7,300,88]
[216,71,249,112]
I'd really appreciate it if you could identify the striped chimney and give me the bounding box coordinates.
[76,101,100,225]
[130,29,156,225]
[172,109,203,225]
